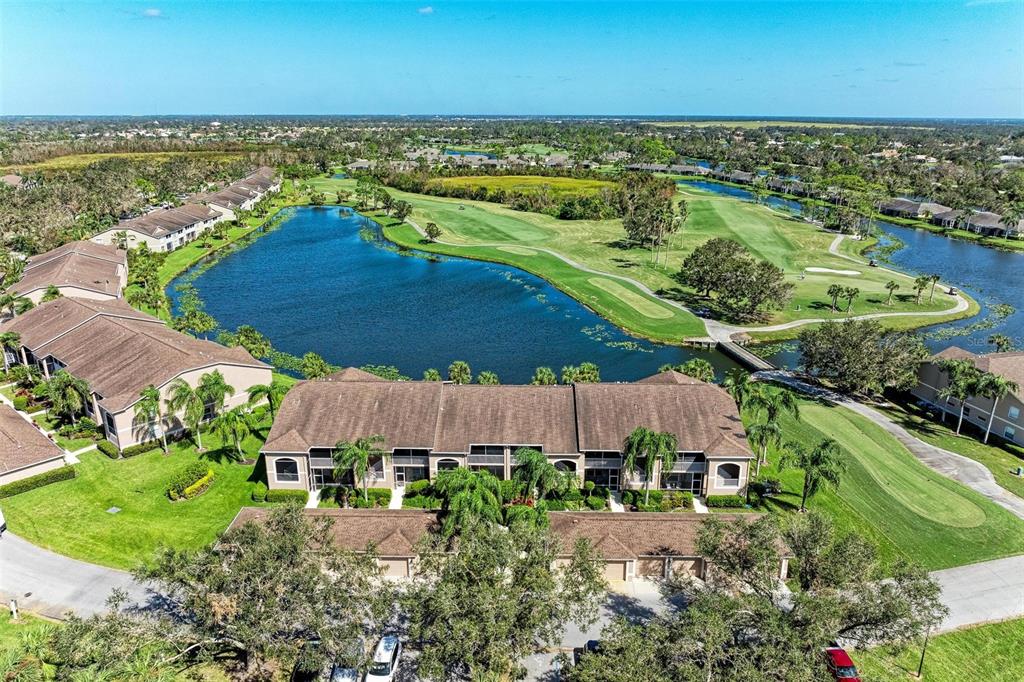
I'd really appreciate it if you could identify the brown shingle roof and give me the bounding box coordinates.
[116,203,219,239]
[433,385,578,453]
[0,404,63,474]
[10,241,125,298]
[0,297,154,351]
[574,382,751,455]
[635,369,706,385]
[929,346,1024,400]
[230,507,438,556]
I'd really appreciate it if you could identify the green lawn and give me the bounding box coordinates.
[752,395,1024,570]
[0,611,52,654]
[1,151,244,174]
[430,175,616,197]
[877,397,1024,500]
[855,618,1024,681]
[307,176,970,345]
[0,413,273,570]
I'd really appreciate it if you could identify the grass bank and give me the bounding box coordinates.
[2,150,244,174]
[429,174,616,197]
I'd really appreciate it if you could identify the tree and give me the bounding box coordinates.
[0,330,20,372]
[842,286,860,313]
[998,201,1023,240]
[301,351,333,379]
[246,377,289,420]
[679,237,745,298]
[617,172,677,249]
[476,370,500,385]
[530,366,557,385]
[234,325,272,359]
[422,367,442,381]
[212,406,255,457]
[975,372,1019,443]
[928,274,941,302]
[135,507,390,678]
[333,434,387,502]
[913,275,930,305]
[827,283,844,312]
[134,384,167,452]
[623,427,677,504]
[780,438,844,512]
[403,519,604,681]
[660,358,715,383]
[198,370,234,418]
[885,280,900,306]
[41,284,62,302]
[513,447,561,502]
[166,378,206,450]
[424,222,442,242]
[988,333,1014,352]
[447,360,471,384]
[937,358,983,435]
[680,239,792,319]
[798,320,929,395]
[44,370,91,424]
[432,467,504,536]
[392,200,412,222]
[561,361,600,384]
[722,367,754,412]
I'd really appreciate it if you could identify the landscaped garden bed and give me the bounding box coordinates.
[621,488,693,512]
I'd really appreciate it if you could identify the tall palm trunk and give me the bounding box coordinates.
[957,402,966,435]
[984,397,1000,444]
[800,474,810,512]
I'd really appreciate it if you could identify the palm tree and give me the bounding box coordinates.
[843,286,860,313]
[780,438,844,512]
[246,378,289,420]
[212,406,255,457]
[884,280,900,306]
[432,467,503,536]
[447,360,471,384]
[512,447,560,502]
[827,284,843,312]
[333,434,387,502]
[476,371,500,385]
[680,358,716,383]
[198,370,235,417]
[530,366,557,385]
[998,202,1023,241]
[44,370,91,424]
[937,358,982,435]
[988,334,1014,353]
[746,386,799,473]
[41,285,62,303]
[166,378,206,450]
[747,421,782,479]
[722,368,754,412]
[622,427,677,504]
[134,384,167,452]
[0,331,20,372]
[975,373,1020,444]
[928,274,941,303]
[423,368,442,381]
[913,276,931,305]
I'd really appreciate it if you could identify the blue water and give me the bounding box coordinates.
[444,149,497,159]
[168,206,736,383]
[679,179,1024,363]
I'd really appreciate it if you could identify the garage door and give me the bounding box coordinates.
[378,558,409,578]
[636,557,666,578]
[603,560,628,581]
[671,558,703,578]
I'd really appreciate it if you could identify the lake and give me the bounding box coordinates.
[168,206,736,383]
[678,180,1024,364]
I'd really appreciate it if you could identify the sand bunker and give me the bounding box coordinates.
[805,266,860,276]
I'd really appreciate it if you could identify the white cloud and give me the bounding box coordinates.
[418,6,434,14]
[142,8,162,18]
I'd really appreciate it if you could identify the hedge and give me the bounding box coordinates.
[403,494,442,509]
[0,465,76,499]
[181,469,215,499]
[251,481,268,502]
[266,489,309,504]
[121,442,161,459]
[706,494,746,508]
[350,488,392,508]
[12,396,28,410]
[585,495,606,511]
[167,462,210,500]
[97,440,119,459]
[405,479,432,495]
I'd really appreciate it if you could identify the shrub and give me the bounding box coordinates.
[97,440,119,459]
[646,490,664,505]
[182,469,215,499]
[563,488,584,503]
[403,494,442,509]
[12,396,28,410]
[121,442,160,459]
[167,462,210,500]
[405,479,432,495]
[593,485,610,499]
[266,489,309,504]
[621,490,635,506]
[0,466,76,499]
[583,480,595,493]
[585,495,606,511]
[366,488,392,507]
[635,503,661,513]
[499,479,524,502]
[251,481,268,502]
[706,494,746,508]
[543,500,567,511]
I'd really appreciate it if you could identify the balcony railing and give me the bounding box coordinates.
[670,460,705,473]
[584,457,622,469]
[717,477,740,488]
[392,454,429,467]
[467,454,506,465]
[309,456,334,468]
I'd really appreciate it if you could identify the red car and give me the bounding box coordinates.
[824,647,861,681]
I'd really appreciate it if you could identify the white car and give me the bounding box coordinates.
[363,634,402,682]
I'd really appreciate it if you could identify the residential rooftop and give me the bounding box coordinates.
[8,240,126,299]
[0,404,63,475]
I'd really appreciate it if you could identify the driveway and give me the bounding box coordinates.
[932,554,1024,633]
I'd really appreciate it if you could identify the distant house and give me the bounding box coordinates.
[7,241,127,304]
[347,159,372,171]
[92,203,222,252]
[0,298,271,450]
[0,403,66,486]
[261,368,752,497]
[930,209,1022,237]
[911,347,1024,445]
[878,198,951,220]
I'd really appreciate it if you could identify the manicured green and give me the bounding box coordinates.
[878,398,1024,500]
[431,175,616,197]
[0,413,273,569]
[855,618,1024,682]
[308,176,969,345]
[753,395,1024,570]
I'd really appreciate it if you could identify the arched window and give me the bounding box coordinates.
[716,463,741,487]
[275,458,300,483]
[554,460,577,472]
[436,458,460,472]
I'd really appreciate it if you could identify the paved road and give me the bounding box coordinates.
[757,370,1024,520]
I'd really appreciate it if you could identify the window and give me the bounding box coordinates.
[275,458,300,483]
[716,463,741,488]
[1005,426,1017,443]
[1009,406,1020,422]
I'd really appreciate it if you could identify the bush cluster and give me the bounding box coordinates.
[0,465,76,499]
[251,481,268,502]
[706,494,746,508]
[622,489,694,512]
[12,396,28,410]
[349,488,392,508]
[121,442,160,458]
[266,489,309,504]
[585,495,606,511]
[97,440,119,458]
[57,418,99,439]
[167,462,212,501]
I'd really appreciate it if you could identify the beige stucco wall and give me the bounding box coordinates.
[265,453,309,490]
[104,363,272,449]
[0,457,66,486]
[92,229,167,252]
[705,458,749,496]
[913,361,1024,445]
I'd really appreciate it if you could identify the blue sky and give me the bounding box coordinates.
[1,1,1021,118]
